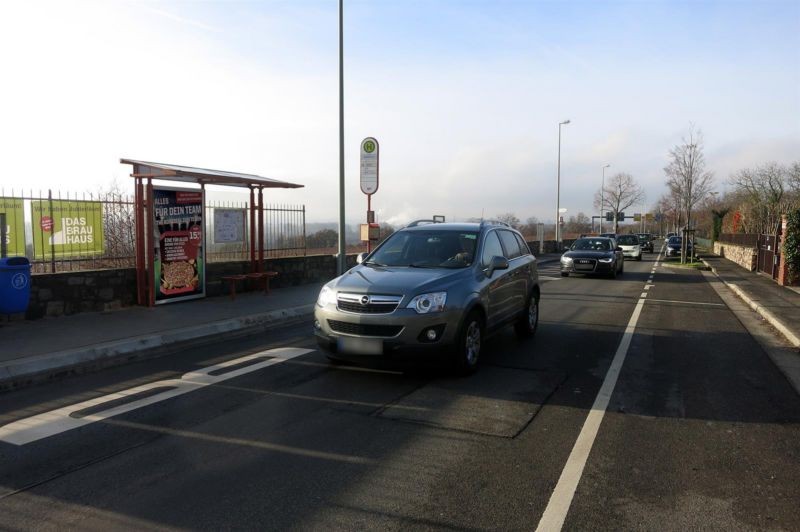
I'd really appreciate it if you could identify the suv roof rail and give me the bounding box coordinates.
[406,219,440,228]
[479,219,511,229]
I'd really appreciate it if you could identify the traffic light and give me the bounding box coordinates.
[618,212,625,221]
[605,212,613,222]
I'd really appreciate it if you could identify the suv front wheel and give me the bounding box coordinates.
[454,310,483,375]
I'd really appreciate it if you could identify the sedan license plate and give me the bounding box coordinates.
[337,336,383,355]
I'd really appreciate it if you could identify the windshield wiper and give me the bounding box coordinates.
[363,260,387,267]
[408,262,436,268]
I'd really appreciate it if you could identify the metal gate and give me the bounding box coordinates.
[757,233,779,279]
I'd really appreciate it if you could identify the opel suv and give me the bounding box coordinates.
[313,221,540,374]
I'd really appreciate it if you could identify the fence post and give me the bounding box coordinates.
[48,189,56,273]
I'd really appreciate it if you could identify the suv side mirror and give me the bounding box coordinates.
[485,255,509,277]
[356,252,368,264]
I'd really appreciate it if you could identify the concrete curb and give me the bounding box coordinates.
[700,258,800,349]
[0,304,315,391]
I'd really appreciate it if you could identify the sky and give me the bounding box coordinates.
[1,0,798,226]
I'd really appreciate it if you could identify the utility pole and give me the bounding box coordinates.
[337,0,346,275]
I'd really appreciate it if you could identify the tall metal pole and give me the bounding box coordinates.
[556,119,570,248]
[600,164,609,233]
[337,0,346,275]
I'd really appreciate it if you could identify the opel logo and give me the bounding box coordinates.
[360,295,370,306]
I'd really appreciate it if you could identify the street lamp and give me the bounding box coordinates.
[337,0,346,275]
[556,119,570,248]
[600,164,610,233]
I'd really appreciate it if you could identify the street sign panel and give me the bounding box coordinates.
[360,137,379,195]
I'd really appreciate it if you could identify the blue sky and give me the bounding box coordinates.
[1,0,798,225]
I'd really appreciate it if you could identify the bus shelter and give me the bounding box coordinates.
[121,159,303,307]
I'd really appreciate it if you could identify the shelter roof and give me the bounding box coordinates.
[121,159,303,189]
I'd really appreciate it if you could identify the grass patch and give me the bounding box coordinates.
[662,258,710,270]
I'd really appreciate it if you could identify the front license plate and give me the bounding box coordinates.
[337,336,383,355]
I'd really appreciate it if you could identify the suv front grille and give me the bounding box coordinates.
[328,320,403,337]
[336,293,402,314]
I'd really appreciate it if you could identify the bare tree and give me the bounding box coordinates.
[729,161,800,234]
[594,172,645,233]
[564,212,591,235]
[664,126,714,261]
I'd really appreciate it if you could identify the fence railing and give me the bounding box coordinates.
[0,188,306,273]
[718,233,759,247]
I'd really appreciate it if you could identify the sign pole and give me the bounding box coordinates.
[367,194,372,252]
[360,137,379,254]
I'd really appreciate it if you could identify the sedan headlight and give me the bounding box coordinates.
[598,257,614,263]
[316,285,337,307]
[560,256,573,265]
[407,292,447,314]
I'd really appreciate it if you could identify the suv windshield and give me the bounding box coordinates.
[571,238,611,251]
[367,230,479,268]
[617,235,639,245]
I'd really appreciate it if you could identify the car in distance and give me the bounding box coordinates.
[665,236,692,257]
[313,220,540,374]
[637,233,654,252]
[560,237,624,278]
[616,234,642,260]
[665,232,677,243]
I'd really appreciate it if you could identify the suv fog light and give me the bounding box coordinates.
[426,329,437,341]
[418,324,446,343]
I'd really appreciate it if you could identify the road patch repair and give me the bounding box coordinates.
[376,366,565,438]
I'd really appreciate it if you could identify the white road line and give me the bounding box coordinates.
[644,284,653,290]
[535,295,647,532]
[0,347,312,446]
[645,298,725,307]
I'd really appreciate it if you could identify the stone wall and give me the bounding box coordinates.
[27,268,137,319]
[714,241,757,271]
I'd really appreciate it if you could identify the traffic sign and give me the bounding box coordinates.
[360,137,379,195]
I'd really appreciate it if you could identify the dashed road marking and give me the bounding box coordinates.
[0,347,313,446]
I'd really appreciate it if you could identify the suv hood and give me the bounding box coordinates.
[330,265,470,295]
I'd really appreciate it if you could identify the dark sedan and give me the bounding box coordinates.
[666,236,692,258]
[560,237,624,278]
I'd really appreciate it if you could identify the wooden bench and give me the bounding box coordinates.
[221,271,279,300]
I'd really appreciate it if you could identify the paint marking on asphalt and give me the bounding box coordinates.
[644,284,653,290]
[0,347,313,446]
[535,251,661,532]
[645,298,725,307]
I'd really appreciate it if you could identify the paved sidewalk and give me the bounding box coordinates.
[2,253,563,390]
[701,254,800,349]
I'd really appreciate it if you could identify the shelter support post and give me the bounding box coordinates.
[258,187,264,272]
[135,178,146,306]
[249,187,256,273]
[146,179,155,307]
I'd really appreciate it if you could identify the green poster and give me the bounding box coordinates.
[32,200,105,259]
[0,197,25,256]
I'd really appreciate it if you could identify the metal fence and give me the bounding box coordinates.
[0,188,306,273]
[718,233,759,247]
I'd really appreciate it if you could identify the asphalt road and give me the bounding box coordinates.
[1,252,798,531]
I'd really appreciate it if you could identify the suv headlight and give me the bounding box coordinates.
[598,257,614,263]
[316,285,336,307]
[407,292,447,314]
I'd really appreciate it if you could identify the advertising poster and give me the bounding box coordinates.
[0,198,25,256]
[213,208,245,243]
[153,187,205,304]
[31,200,105,259]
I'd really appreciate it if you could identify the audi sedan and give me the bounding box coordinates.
[560,237,624,278]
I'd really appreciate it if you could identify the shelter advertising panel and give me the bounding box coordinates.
[153,187,205,304]
[0,198,25,256]
[213,208,245,243]
[32,200,104,259]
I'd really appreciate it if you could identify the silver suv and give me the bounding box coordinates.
[313,221,540,374]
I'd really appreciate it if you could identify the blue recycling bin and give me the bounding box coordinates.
[0,257,32,314]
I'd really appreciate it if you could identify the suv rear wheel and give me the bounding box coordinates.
[454,310,483,375]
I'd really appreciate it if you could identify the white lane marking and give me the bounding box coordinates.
[536,249,663,531]
[646,298,725,307]
[536,295,647,532]
[0,347,312,446]
[644,284,653,290]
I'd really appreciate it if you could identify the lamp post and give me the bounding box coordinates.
[600,164,610,233]
[336,0,346,275]
[556,119,570,248]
